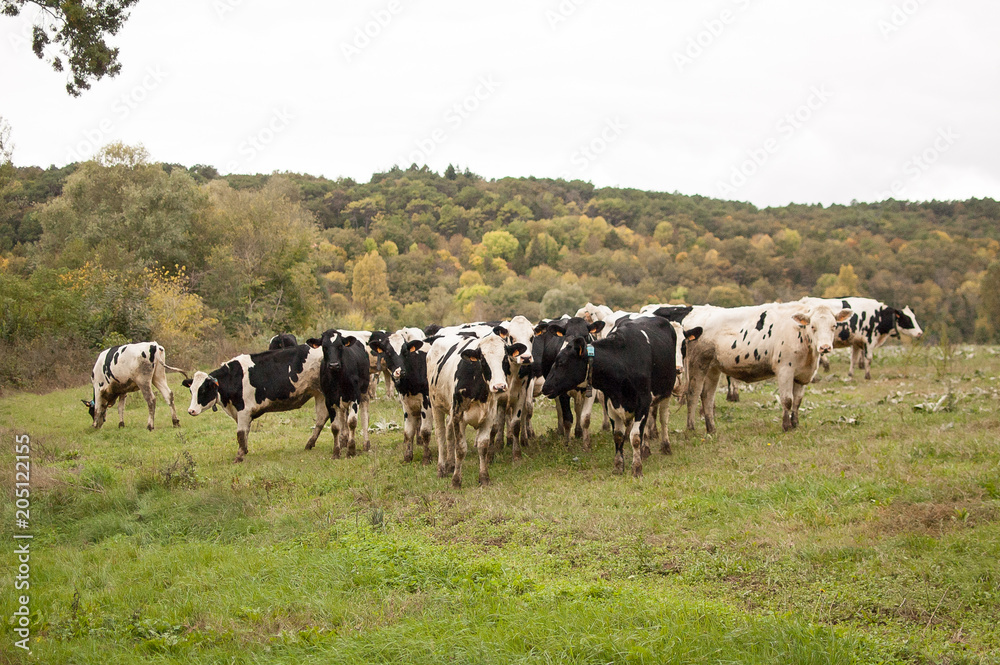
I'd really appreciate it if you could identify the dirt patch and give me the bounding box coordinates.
[873,501,995,536]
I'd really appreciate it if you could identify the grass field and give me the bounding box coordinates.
[1,343,999,664]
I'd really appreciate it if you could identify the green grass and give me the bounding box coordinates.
[2,344,999,664]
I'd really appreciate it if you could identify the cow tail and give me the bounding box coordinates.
[163,364,190,379]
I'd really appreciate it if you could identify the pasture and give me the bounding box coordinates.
[1,344,999,664]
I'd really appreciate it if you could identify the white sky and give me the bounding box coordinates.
[1,0,998,208]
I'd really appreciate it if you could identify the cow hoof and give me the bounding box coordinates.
[421,456,431,466]
[233,456,244,464]
[305,442,315,451]
[602,422,610,431]
[364,442,371,452]
[147,424,154,431]
[660,441,672,455]
[613,459,624,475]
[726,394,739,403]
[347,447,357,458]
[332,449,341,459]
[479,473,490,486]
[512,451,521,462]
[452,476,462,489]
[632,466,643,478]
[119,422,125,428]
[403,451,414,463]
[640,445,651,460]
[172,420,180,428]
[437,465,447,478]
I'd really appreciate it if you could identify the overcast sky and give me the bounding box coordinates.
[1,0,998,208]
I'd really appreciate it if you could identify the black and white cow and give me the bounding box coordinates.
[802,297,923,379]
[391,333,437,464]
[671,302,852,434]
[542,316,683,477]
[336,329,403,400]
[306,329,374,458]
[427,329,527,488]
[83,342,188,430]
[268,333,298,350]
[183,344,327,462]
[532,316,606,448]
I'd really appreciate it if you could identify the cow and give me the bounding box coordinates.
[335,329,404,400]
[531,316,606,449]
[802,297,923,379]
[542,316,684,477]
[664,302,852,434]
[83,342,188,430]
[487,316,535,461]
[306,329,375,458]
[427,328,527,488]
[387,328,434,464]
[182,344,328,462]
[268,333,298,350]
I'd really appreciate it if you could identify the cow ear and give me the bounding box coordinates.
[368,339,384,353]
[506,343,527,358]
[461,349,482,362]
[574,337,588,356]
[835,309,853,323]
[343,336,357,347]
[493,325,509,339]
[588,320,606,335]
[182,378,193,388]
[406,340,424,353]
[685,327,703,342]
[792,313,811,326]
[533,322,549,335]
[549,324,566,337]
[209,375,219,385]
[81,399,93,407]
[306,338,322,349]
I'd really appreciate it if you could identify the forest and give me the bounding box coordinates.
[2,142,1000,389]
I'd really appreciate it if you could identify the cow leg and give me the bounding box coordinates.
[383,368,395,399]
[402,404,417,462]
[574,390,595,450]
[117,394,127,428]
[140,383,157,431]
[490,395,507,461]
[777,370,795,432]
[235,414,251,462]
[344,400,360,457]
[152,366,180,427]
[476,422,492,486]
[600,391,611,430]
[685,369,706,431]
[848,345,860,379]
[701,368,722,435]
[657,399,672,455]
[726,377,740,402]
[305,397,329,450]
[330,406,343,459]
[611,413,626,475]
[556,394,572,440]
[523,379,536,440]
[791,381,807,429]
[451,417,467,489]
[864,347,874,380]
[508,396,525,461]
[419,398,433,464]
[819,354,831,372]
[359,396,371,452]
[629,417,644,478]
[433,406,450,478]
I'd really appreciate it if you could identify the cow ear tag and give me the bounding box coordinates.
[586,345,595,357]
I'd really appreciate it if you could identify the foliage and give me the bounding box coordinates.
[1,0,140,96]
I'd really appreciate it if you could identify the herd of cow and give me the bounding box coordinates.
[82,296,923,485]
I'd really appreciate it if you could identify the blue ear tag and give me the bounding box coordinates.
[586,345,595,357]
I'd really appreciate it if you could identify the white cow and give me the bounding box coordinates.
[83,342,188,430]
[681,302,852,433]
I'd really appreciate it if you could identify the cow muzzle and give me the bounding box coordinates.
[819,344,832,354]
[327,362,341,371]
[491,382,508,393]
[393,368,402,379]
[188,408,199,416]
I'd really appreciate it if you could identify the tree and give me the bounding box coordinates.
[352,251,390,318]
[822,264,860,298]
[3,0,140,96]
[979,262,1000,340]
[481,230,519,262]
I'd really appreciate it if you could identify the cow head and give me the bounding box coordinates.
[369,330,404,380]
[183,372,220,416]
[81,398,96,421]
[474,334,512,393]
[307,329,356,373]
[895,306,923,339]
[542,336,589,398]
[501,316,535,365]
[793,307,853,354]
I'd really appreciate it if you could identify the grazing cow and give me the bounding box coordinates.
[802,297,923,379]
[533,316,606,448]
[664,302,852,434]
[183,345,327,462]
[387,328,433,463]
[83,342,188,430]
[268,333,298,350]
[427,329,527,488]
[306,330,374,458]
[542,316,683,477]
